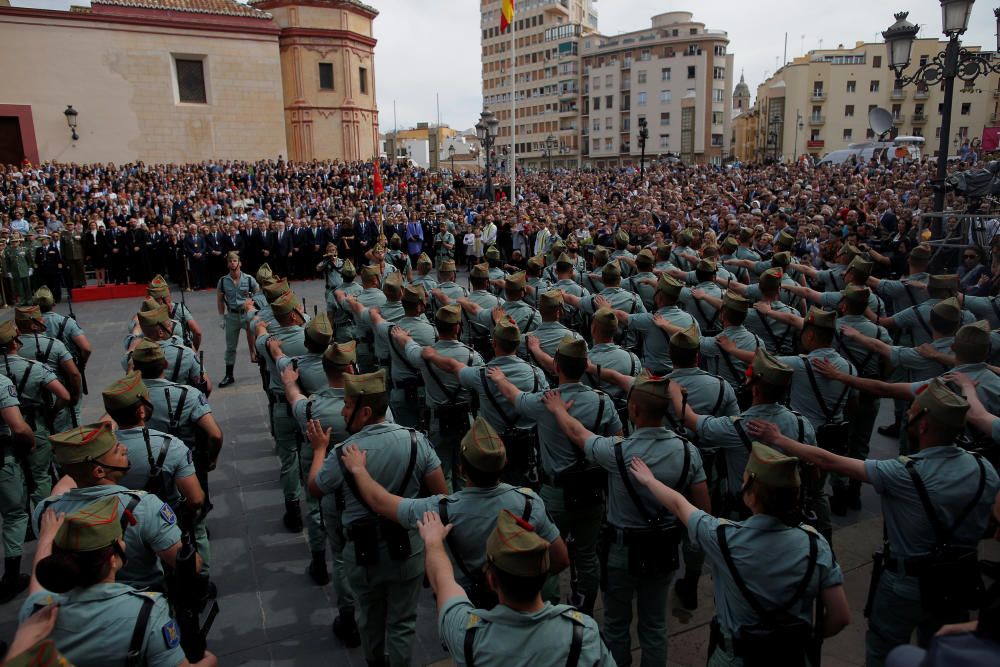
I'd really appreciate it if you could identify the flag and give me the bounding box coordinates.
[500,0,514,33]
[373,160,384,196]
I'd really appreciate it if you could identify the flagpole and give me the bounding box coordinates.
[510,5,516,203]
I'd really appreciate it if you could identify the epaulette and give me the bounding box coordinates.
[560,608,587,626]
[128,590,163,600]
[512,486,536,499]
[800,524,820,536]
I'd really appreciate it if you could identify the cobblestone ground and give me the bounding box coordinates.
[0,278,994,666]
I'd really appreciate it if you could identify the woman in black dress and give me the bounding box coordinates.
[83,220,106,286]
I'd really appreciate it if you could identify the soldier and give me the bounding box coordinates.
[14,306,82,433]
[631,441,850,666]
[879,274,974,348]
[272,314,334,395]
[409,254,438,303]
[339,416,568,607]
[280,342,364,644]
[318,242,346,319]
[34,286,92,397]
[543,375,710,665]
[746,379,999,667]
[792,243,860,293]
[549,253,590,335]
[0,320,70,508]
[488,336,622,616]
[330,261,361,345]
[577,307,641,415]
[610,229,636,278]
[255,290,309,532]
[623,248,658,312]
[128,304,210,393]
[434,222,456,267]
[0,372,35,603]
[485,245,507,295]
[461,273,540,346]
[216,252,260,387]
[335,265,386,373]
[351,272,406,372]
[697,291,763,401]
[565,262,647,352]
[742,268,799,355]
[670,229,700,272]
[385,234,413,281]
[867,243,932,317]
[4,234,32,306]
[664,324,739,430]
[464,263,500,358]
[36,422,200,591]
[787,255,886,318]
[523,256,552,309]
[432,259,470,312]
[305,369,446,667]
[526,291,584,375]
[679,259,724,336]
[60,223,86,288]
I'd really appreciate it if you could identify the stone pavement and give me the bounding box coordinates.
[0,278,991,666]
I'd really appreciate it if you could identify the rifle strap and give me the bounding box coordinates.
[170,347,183,383]
[125,595,155,667]
[904,454,986,548]
[711,376,727,415]
[480,368,520,430]
[172,387,188,431]
[801,355,852,423]
[613,437,687,525]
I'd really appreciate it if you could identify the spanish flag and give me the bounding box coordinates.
[373,160,384,196]
[500,0,514,33]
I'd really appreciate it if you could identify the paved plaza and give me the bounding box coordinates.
[0,278,993,666]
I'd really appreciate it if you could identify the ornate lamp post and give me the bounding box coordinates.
[476,110,499,200]
[638,117,649,176]
[544,134,557,171]
[64,105,79,141]
[448,144,456,173]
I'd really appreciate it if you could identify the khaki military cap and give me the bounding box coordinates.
[271,290,300,317]
[137,303,170,328]
[539,290,564,310]
[749,348,793,387]
[262,278,290,302]
[50,422,117,465]
[147,274,170,298]
[344,368,387,398]
[804,307,836,331]
[324,340,357,365]
[383,272,404,295]
[636,248,655,267]
[928,274,959,293]
[550,240,566,255]
[909,244,932,261]
[656,274,684,297]
[593,307,619,337]
[843,284,871,305]
[952,320,991,362]
[485,245,502,260]
[305,313,333,345]
[390,233,402,244]
[848,256,874,279]
[656,241,673,255]
[461,416,506,473]
[615,229,630,245]
[360,264,381,280]
[776,230,796,249]
[131,339,165,364]
[746,442,801,489]
[102,371,148,412]
[770,251,791,268]
[139,297,160,313]
[840,244,863,261]
[436,304,463,325]
[0,320,18,345]
[670,324,700,350]
[527,255,546,269]
[54,496,124,552]
[439,259,458,273]
[759,267,784,293]
[471,262,490,279]
[256,263,275,284]
[494,317,521,343]
[631,373,671,400]
[602,262,622,281]
[593,247,610,264]
[680,229,694,244]
[33,286,55,307]
[721,236,739,252]
[416,253,433,268]
[486,509,550,577]
[505,272,527,290]
[738,227,753,242]
[722,290,749,313]
[556,335,588,359]
[14,305,43,323]
[341,260,357,279]
[914,378,969,429]
[931,296,961,324]
[402,284,426,305]
[556,252,575,268]
[697,259,717,273]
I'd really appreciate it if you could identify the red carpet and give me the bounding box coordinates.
[70,283,150,302]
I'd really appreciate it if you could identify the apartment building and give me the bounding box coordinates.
[752,39,1000,162]
[580,11,734,167]
[480,0,598,170]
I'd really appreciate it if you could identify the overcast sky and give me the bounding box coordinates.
[14,0,1000,132]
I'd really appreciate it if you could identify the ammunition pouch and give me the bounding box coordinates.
[604,523,682,576]
[434,403,472,439]
[735,382,753,411]
[887,549,984,612]
[731,614,812,667]
[397,378,423,406]
[347,518,413,566]
[555,463,607,508]
[501,427,538,470]
[815,421,849,456]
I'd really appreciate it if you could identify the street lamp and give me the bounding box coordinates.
[448,144,456,173]
[476,110,499,200]
[768,112,782,162]
[64,105,79,141]
[793,111,804,162]
[882,1,1000,211]
[544,134,557,171]
[637,117,649,176]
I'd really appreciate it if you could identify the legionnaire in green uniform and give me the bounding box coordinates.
[524,256,551,309]
[431,260,469,313]
[550,253,590,334]
[485,245,506,296]
[527,291,583,369]
[566,262,647,351]
[369,285,436,428]
[421,508,615,667]
[385,234,413,281]
[393,305,485,490]
[123,297,185,351]
[338,416,569,606]
[318,242,346,317]
[463,273,541,350]
[488,337,622,616]
[35,422,199,592]
[0,320,70,508]
[631,441,850,667]
[216,252,260,387]
[336,265,387,373]
[4,234,33,306]
[543,374,711,666]
[623,248,658,312]
[15,306,82,433]
[352,272,406,371]
[128,304,211,393]
[20,496,218,667]
[147,274,202,351]
[697,292,763,399]
[0,373,35,603]
[35,286,92,387]
[742,268,799,355]
[746,379,1000,667]
[409,254,438,305]
[246,267,282,334]
[464,263,500,357]
[577,307,641,412]
[256,290,310,533]
[306,369,447,667]
[879,274,975,348]
[273,314,334,396]
[679,260,724,336]
[610,230,636,279]
[330,261,361,344]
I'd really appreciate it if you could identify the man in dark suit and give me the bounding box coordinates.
[183,223,207,290]
[354,215,376,265]
[223,224,245,257]
[271,221,292,277]
[104,220,130,284]
[147,223,167,278]
[205,224,225,283]
[34,234,63,302]
[126,220,151,284]
[244,222,264,275]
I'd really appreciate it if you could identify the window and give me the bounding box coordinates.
[843,128,853,141]
[845,104,855,117]
[912,128,923,137]
[605,117,613,130]
[712,88,724,102]
[713,67,725,80]
[961,103,971,115]
[593,97,600,110]
[606,95,613,109]
[661,68,671,81]
[919,54,928,66]
[638,92,647,106]
[846,80,856,93]
[604,137,613,150]
[660,112,671,126]
[866,128,876,139]
[594,77,601,90]
[711,134,723,146]
[319,63,334,90]
[622,117,630,131]
[869,80,879,92]
[659,134,670,148]
[175,58,207,104]
[810,129,821,141]
[359,67,368,94]
[640,49,651,61]
[592,118,600,131]
[592,138,599,151]
[872,55,882,68]
[660,90,671,104]
[958,126,969,138]
[891,103,901,118]
[712,111,724,125]
[637,70,647,84]
[687,66,696,79]
[605,74,612,87]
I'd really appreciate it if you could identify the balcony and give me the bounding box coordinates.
[809,115,825,125]
[914,89,930,100]
[890,89,906,100]
[892,114,905,125]
[807,140,825,149]
[912,113,927,124]
[994,89,1000,98]
[544,0,570,16]
[811,90,826,101]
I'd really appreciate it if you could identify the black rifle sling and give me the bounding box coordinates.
[126,595,156,667]
[337,429,419,516]
[801,356,852,423]
[905,455,987,548]
[440,489,534,581]
[759,309,791,351]
[902,288,934,339]
[170,347,184,383]
[711,377,727,415]
[614,437,689,525]
[388,325,422,376]
[833,330,876,377]
[480,367,536,429]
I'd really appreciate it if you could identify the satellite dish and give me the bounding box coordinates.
[868,107,893,140]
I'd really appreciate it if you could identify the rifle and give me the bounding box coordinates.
[59,272,87,395]
[194,350,210,398]
[169,508,219,663]
[179,256,191,345]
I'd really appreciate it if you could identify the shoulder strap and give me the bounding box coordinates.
[802,356,852,422]
[905,455,987,548]
[989,297,1000,324]
[388,325,421,375]
[396,429,419,497]
[464,624,481,667]
[909,300,934,339]
[566,621,584,667]
[710,376,727,415]
[169,347,183,383]
[439,497,474,579]
[716,339,744,384]
[758,309,790,350]
[55,315,70,343]
[481,368,518,428]
[16,360,33,396]
[125,595,156,667]
[902,282,922,309]
[833,330,877,376]
[425,350,463,403]
[170,386,188,431]
[592,389,607,433]
[733,418,754,451]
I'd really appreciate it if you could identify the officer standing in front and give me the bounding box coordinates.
[217,252,259,387]
[306,369,447,667]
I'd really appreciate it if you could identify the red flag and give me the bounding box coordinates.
[373,160,384,196]
[500,0,514,33]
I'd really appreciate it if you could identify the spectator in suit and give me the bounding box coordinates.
[34,234,63,302]
[104,220,129,284]
[223,224,245,258]
[272,221,293,276]
[147,222,168,278]
[205,223,225,283]
[354,215,376,265]
[184,222,207,290]
[166,228,187,288]
[127,219,151,284]
[83,219,106,286]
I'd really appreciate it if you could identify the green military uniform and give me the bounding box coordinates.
[276,314,333,396]
[580,265,647,350]
[873,245,931,317]
[19,496,187,666]
[374,286,436,428]
[892,275,975,347]
[622,275,694,373]
[699,292,763,390]
[434,230,456,266]
[433,260,470,310]
[0,374,27,563]
[40,303,85,361]
[744,269,798,355]
[585,375,706,666]
[331,262,362,343]
[404,305,485,489]
[351,267,390,372]
[217,261,260,367]
[16,324,76,433]
[4,238,32,306]
[583,308,642,410]
[623,249,658,312]
[35,423,182,591]
[313,370,441,667]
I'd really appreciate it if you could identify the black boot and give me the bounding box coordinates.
[674,574,699,610]
[830,486,849,517]
[0,557,30,604]
[219,365,235,387]
[848,480,863,511]
[282,500,303,532]
[333,612,361,648]
[308,551,330,586]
